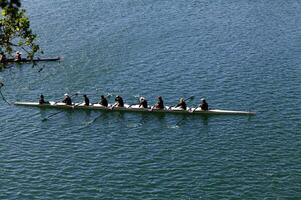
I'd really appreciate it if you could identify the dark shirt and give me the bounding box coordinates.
[15,54,21,61]
[0,54,6,63]
[84,96,90,106]
[200,102,208,111]
[139,100,148,108]
[63,96,72,105]
[99,97,108,107]
[39,99,46,104]
[155,99,164,109]
[176,101,187,110]
[115,97,124,107]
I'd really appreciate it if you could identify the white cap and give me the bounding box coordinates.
[64,93,68,96]
[201,98,205,101]
[16,51,22,54]
[140,97,145,101]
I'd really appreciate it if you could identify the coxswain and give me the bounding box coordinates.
[83,94,90,106]
[62,93,72,105]
[99,95,108,107]
[14,51,22,61]
[153,96,164,109]
[39,94,49,104]
[139,97,148,108]
[176,98,187,110]
[0,52,7,63]
[199,98,208,111]
[114,95,124,107]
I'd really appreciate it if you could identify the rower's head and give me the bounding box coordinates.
[158,96,162,100]
[101,95,105,99]
[83,94,87,98]
[16,51,22,55]
[180,98,184,102]
[64,93,69,97]
[40,94,44,99]
[201,98,206,103]
[140,97,145,102]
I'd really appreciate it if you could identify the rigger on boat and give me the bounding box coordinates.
[14,94,256,116]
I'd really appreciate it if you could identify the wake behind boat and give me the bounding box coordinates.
[14,101,256,116]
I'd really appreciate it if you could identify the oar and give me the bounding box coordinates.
[129,95,141,108]
[89,94,137,125]
[42,92,79,121]
[175,116,189,127]
[173,96,195,126]
[0,81,11,105]
[86,94,113,125]
[0,87,11,105]
[169,95,194,110]
[191,104,201,113]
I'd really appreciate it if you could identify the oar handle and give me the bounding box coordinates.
[171,96,194,108]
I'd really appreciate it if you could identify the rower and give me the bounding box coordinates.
[175,98,187,110]
[139,97,148,108]
[62,93,72,105]
[83,94,90,106]
[114,95,124,107]
[153,96,164,109]
[99,95,108,107]
[0,52,6,63]
[14,51,22,61]
[199,98,208,111]
[39,94,49,104]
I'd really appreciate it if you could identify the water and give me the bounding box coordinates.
[1,0,301,199]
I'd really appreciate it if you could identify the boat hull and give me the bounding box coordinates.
[3,57,60,63]
[14,101,256,116]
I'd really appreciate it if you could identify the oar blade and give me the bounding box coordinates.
[186,95,195,101]
[41,118,48,122]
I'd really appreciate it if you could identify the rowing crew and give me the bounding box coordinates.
[0,51,22,63]
[39,94,209,111]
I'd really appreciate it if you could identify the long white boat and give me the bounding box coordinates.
[14,101,256,116]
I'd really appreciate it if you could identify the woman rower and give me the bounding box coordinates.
[139,97,148,108]
[14,51,22,61]
[153,96,164,109]
[114,95,124,107]
[199,98,208,111]
[99,95,108,107]
[175,98,187,110]
[0,52,7,63]
[62,93,72,105]
[39,94,49,104]
[83,94,90,106]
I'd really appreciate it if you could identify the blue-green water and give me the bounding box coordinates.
[1,0,301,199]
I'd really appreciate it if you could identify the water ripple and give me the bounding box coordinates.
[0,0,301,199]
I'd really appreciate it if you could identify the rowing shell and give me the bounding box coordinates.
[14,101,256,115]
[3,57,60,63]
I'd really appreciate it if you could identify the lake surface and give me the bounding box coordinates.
[1,0,301,199]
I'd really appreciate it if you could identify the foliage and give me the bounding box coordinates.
[0,0,40,58]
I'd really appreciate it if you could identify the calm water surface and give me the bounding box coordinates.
[1,0,301,199]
